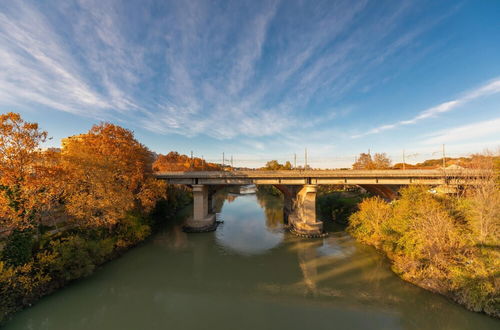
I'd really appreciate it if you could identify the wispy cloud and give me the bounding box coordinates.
[352,78,500,138]
[0,0,461,142]
[0,2,108,115]
[420,117,500,145]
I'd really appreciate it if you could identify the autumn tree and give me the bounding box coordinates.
[372,153,392,169]
[153,152,221,171]
[352,153,372,169]
[0,113,62,229]
[352,152,391,169]
[262,160,293,170]
[62,123,166,228]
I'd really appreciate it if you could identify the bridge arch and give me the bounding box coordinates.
[358,184,401,200]
[273,183,400,201]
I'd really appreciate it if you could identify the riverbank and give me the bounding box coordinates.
[347,185,499,318]
[0,187,191,325]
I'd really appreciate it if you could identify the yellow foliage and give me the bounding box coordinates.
[348,184,499,317]
[62,123,166,227]
[0,113,64,229]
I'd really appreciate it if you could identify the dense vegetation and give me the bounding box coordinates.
[348,159,500,317]
[153,151,222,171]
[317,186,368,224]
[0,113,191,323]
[352,152,392,169]
[261,160,293,170]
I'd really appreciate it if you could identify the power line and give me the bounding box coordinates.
[442,144,446,168]
[304,148,308,169]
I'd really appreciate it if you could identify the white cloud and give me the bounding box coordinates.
[0,4,109,114]
[420,117,500,145]
[353,78,500,138]
[0,1,461,141]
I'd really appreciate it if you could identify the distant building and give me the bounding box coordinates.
[446,164,464,170]
[61,134,86,152]
[40,147,61,153]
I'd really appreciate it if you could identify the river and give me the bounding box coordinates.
[4,190,499,329]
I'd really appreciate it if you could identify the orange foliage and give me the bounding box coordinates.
[352,152,391,170]
[0,112,47,186]
[0,113,62,229]
[62,123,166,227]
[153,151,221,172]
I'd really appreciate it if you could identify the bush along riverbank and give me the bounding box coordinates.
[348,184,499,318]
[317,186,369,225]
[0,113,195,324]
[0,185,191,324]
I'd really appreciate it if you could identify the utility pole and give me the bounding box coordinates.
[230,155,233,168]
[305,148,308,170]
[202,155,205,170]
[294,153,297,169]
[190,150,193,169]
[403,149,406,170]
[442,144,446,168]
[222,152,225,167]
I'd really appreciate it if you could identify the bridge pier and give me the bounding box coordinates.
[274,185,300,225]
[185,184,216,231]
[288,185,324,237]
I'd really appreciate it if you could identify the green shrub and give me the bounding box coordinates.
[116,213,151,248]
[318,192,362,224]
[48,236,95,281]
[0,261,19,321]
[348,196,392,248]
[85,238,115,265]
[0,259,52,323]
[1,230,34,267]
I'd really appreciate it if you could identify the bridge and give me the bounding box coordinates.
[155,169,477,237]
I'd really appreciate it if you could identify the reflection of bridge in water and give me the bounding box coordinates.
[155,169,479,237]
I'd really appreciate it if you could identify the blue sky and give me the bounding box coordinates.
[1,0,499,168]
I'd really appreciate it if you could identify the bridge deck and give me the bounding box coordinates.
[155,169,475,185]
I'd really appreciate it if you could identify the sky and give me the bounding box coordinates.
[1,0,499,168]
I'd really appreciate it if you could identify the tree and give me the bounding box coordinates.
[352,152,391,169]
[264,160,281,170]
[372,153,391,169]
[352,153,373,169]
[62,123,166,228]
[153,152,221,171]
[262,160,292,170]
[0,113,60,229]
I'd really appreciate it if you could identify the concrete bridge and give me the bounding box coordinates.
[155,169,477,237]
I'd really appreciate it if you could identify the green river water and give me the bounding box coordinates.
[4,191,499,330]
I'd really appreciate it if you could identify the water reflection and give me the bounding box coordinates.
[255,188,284,229]
[215,194,284,255]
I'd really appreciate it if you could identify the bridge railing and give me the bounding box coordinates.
[155,169,483,178]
